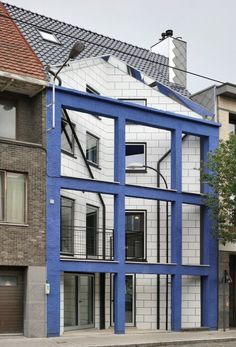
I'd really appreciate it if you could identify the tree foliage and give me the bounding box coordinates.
[201,135,236,244]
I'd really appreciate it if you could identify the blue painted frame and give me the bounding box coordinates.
[46,85,220,336]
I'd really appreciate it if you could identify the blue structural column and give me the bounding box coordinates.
[201,134,219,329]
[46,88,62,336]
[171,128,182,331]
[114,116,126,334]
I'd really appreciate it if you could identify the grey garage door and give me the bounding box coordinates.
[0,268,24,334]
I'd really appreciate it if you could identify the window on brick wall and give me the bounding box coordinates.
[86,132,99,166]
[125,143,146,172]
[0,171,27,224]
[61,111,75,155]
[0,98,16,140]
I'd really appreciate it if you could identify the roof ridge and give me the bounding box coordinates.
[3,1,166,60]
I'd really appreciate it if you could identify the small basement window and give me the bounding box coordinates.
[38,29,60,44]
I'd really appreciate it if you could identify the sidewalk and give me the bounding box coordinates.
[1,328,236,347]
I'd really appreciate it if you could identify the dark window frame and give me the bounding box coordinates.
[86,132,100,167]
[125,142,147,173]
[60,196,75,256]
[61,112,76,157]
[125,210,147,262]
[229,113,236,135]
[86,204,99,258]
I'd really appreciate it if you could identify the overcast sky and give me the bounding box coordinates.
[5,0,236,93]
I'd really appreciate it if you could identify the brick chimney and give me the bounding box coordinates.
[151,30,187,88]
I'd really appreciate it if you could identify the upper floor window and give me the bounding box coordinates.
[38,30,60,44]
[86,132,99,166]
[61,196,74,255]
[125,211,145,260]
[125,143,146,172]
[61,111,75,155]
[0,98,16,140]
[229,114,236,135]
[0,171,27,224]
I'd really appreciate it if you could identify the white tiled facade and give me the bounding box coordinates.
[58,56,203,333]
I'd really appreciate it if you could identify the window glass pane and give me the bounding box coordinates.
[61,119,74,154]
[0,172,4,221]
[0,99,16,139]
[126,144,145,168]
[38,30,59,43]
[61,197,74,254]
[6,173,25,223]
[86,205,98,257]
[86,133,99,165]
[125,212,144,259]
[0,276,17,287]
[229,122,236,135]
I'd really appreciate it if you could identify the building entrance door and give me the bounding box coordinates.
[64,273,94,330]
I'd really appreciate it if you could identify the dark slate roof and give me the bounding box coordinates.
[3,2,190,96]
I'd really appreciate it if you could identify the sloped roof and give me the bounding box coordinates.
[0,2,45,80]
[3,2,189,96]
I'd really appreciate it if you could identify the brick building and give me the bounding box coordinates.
[0,2,47,336]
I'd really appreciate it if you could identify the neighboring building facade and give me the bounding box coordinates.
[192,84,236,330]
[0,3,47,336]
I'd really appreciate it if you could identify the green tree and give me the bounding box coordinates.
[201,135,236,244]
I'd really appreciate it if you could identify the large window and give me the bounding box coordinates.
[0,98,16,140]
[86,132,99,166]
[61,197,74,255]
[0,171,27,224]
[61,111,75,155]
[125,211,145,260]
[125,143,146,171]
[229,114,236,135]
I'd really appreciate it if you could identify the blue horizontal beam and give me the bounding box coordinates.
[60,260,119,273]
[53,86,220,137]
[60,259,210,277]
[181,192,204,205]
[125,262,210,276]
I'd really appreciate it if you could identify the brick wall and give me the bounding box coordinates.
[0,91,46,266]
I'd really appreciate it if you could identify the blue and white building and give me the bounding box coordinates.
[3,3,220,336]
[46,55,219,336]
